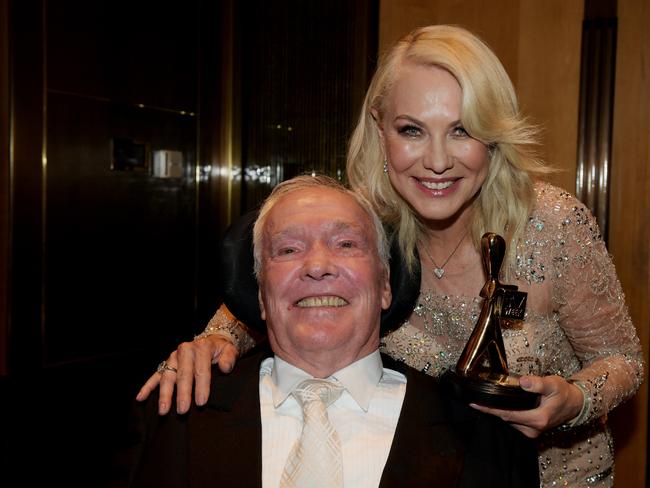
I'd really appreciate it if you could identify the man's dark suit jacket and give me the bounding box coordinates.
[130,344,539,487]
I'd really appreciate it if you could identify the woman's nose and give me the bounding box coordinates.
[422,137,453,173]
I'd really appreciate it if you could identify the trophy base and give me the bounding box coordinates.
[443,369,541,410]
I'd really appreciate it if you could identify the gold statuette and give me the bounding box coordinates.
[444,233,540,410]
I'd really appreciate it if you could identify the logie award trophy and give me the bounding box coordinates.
[444,232,540,410]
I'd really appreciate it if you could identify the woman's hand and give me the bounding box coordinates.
[470,375,585,438]
[136,335,239,415]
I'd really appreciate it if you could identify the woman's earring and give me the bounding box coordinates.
[383,159,388,174]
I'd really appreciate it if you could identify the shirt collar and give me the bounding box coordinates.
[269,350,384,412]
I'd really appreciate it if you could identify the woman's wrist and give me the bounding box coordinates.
[195,310,243,346]
[194,327,238,344]
[557,379,591,431]
[195,304,257,355]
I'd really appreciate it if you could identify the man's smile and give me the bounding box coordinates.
[295,296,349,308]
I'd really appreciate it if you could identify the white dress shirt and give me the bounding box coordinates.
[259,351,407,488]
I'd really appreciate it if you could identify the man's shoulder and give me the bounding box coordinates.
[380,354,507,426]
[380,353,444,396]
[210,342,272,377]
[380,353,459,419]
[381,355,539,485]
[204,342,272,410]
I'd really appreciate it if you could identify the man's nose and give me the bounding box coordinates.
[302,244,338,280]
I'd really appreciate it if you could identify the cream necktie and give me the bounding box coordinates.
[280,379,344,488]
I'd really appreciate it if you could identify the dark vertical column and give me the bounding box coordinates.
[0,0,10,375]
[349,0,379,129]
[196,0,227,323]
[8,0,45,371]
[575,0,617,242]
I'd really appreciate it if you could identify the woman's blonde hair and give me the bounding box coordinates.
[347,25,551,277]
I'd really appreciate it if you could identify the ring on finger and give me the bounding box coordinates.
[156,360,178,374]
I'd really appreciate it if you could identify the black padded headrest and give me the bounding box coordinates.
[219,210,421,337]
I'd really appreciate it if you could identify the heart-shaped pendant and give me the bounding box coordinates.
[433,268,445,279]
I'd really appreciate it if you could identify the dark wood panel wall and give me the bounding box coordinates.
[1,0,378,485]
[6,0,208,370]
[2,0,216,484]
[43,1,203,366]
[238,0,377,211]
[608,0,650,485]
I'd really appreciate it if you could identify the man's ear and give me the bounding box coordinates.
[380,269,392,311]
[258,288,266,321]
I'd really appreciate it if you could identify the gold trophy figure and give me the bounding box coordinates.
[444,233,540,410]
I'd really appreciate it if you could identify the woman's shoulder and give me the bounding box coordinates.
[526,181,604,255]
[532,181,583,214]
[530,181,599,232]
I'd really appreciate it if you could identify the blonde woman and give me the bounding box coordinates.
[139,25,643,487]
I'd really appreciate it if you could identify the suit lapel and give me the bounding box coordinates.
[379,355,464,487]
[187,346,272,488]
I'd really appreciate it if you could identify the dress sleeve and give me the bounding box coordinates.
[195,303,260,356]
[552,195,644,426]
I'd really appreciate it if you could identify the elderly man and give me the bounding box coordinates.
[130,175,538,487]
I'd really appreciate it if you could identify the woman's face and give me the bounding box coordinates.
[375,62,490,225]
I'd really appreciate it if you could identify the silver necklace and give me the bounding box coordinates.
[421,231,468,279]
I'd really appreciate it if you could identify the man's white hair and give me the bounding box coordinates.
[252,174,389,280]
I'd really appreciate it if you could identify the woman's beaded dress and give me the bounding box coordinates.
[206,182,643,488]
[381,183,643,487]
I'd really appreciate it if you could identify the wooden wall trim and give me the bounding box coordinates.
[608,0,649,486]
[575,16,617,241]
[216,0,241,229]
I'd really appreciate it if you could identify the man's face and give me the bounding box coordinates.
[258,187,391,371]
